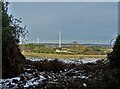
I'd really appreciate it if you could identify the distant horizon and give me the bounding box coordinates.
[20,35,116,45]
[20,41,111,45]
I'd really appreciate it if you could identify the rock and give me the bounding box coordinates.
[12,79,19,84]
[33,71,39,78]
[20,75,26,82]
[9,83,15,88]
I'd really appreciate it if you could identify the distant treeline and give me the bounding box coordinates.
[19,43,112,55]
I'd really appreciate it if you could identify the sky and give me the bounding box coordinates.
[8,2,118,44]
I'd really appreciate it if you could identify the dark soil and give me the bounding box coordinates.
[2,59,120,89]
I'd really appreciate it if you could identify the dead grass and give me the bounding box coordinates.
[22,52,106,59]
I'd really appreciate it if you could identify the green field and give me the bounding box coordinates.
[20,43,111,59]
[20,43,112,56]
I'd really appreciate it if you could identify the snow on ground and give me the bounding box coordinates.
[1,57,105,88]
[0,77,20,89]
[26,57,102,64]
[26,57,54,62]
[59,58,101,64]
[24,75,46,88]
[1,72,46,89]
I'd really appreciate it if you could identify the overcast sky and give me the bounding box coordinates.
[9,2,118,44]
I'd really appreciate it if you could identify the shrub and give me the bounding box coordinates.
[2,2,26,78]
[31,59,65,73]
[107,35,120,67]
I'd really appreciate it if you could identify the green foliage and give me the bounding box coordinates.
[2,2,26,78]
[20,43,111,55]
[2,3,28,43]
[108,35,120,67]
[20,43,56,53]
[20,44,40,52]
[32,49,55,53]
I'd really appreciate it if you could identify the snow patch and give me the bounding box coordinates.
[83,83,87,87]
[24,75,46,88]
[26,57,101,64]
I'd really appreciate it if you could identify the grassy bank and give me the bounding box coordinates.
[22,52,107,59]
